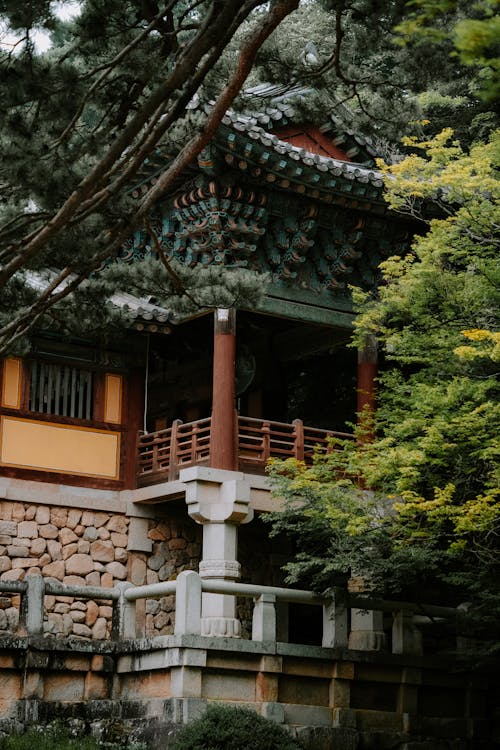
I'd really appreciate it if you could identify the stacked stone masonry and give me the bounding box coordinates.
[0,501,202,640]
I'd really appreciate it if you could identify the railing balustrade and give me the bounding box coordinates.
[1,573,462,658]
[137,415,353,484]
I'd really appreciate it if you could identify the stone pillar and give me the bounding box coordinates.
[211,308,237,471]
[357,334,377,437]
[181,466,253,637]
[348,608,386,651]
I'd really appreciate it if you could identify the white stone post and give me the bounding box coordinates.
[181,466,253,638]
[322,589,349,648]
[392,610,423,655]
[24,575,45,636]
[113,582,136,639]
[175,570,202,636]
[252,593,277,642]
[348,608,386,651]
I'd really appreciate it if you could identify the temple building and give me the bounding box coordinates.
[0,93,414,642]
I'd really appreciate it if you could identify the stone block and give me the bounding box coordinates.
[129,557,146,585]
[47,612,63,632]
[35,507,51,524]
[25,506,36,520]
[100,572,113,588]
[90,540,115,563]
[94,512,110,528]
[115,547,127,564]
[67,509,82,529]
[83,572,100,590]
[77,540,91,554]
[169,538,187,550]
[83,526,98,541]
[18,521,38,539]
[261,702,285,723]
[70,610,86,623]
[0,502,14,521]
[81,511,94,526]
[62,613,73,635]
[5,607,19,630]
[105,561,126,579]
[31,538,47,557]
[107,516,127,533]
[148,527,168,541]
[84,672,108,699]
[38,553,51,566]
[97,527,111,540]
[59,528,78,546]
[64,655,90,671]
[128,517,152,552]
[39,524,58,539]
[72,623,92,638]
[0,557,11,573]
[7,546,29,558]
[54,603,71,614]
[86,600,99,626]
[12,557,34,569]
[148,554,165,572]
[99,605,113,619]
[42,560,65,580]
[146,569,159,585]
[44,674,85,701]
[12,504,25,521]
[65,554,94,576]
[46,539,62,559]
[283,704,333,727]
[50,508,68,528]
[92,617,107,640]
[111,532,128,548]
[0,568,24,581]
[0,521,17,537]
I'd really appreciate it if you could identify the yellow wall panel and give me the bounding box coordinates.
[0,416,120,479]
[1,359,22,409]
[104,374,123,424]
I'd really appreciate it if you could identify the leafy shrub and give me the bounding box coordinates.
[170,703,303,750]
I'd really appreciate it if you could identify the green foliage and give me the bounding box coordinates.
[394,0,500,101]
[267,128,500,645]
[170,703,303,750]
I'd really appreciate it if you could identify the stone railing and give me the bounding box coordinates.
[2,572,461,657]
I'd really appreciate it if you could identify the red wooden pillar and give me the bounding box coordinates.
[211,308,237,470]
[357,335,377,437]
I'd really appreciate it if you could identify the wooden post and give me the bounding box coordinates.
[357,335,377,439]
[293,418,304,461]
[211,308,237,470]
[169,419,182,481]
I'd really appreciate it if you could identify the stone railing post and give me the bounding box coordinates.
[392,610,423,655]
[182,466,253,637]
[22,574,45,636]
[175,570,202,636]
[348,608,386,651]
[252,593,276,642]
[322,589,348,648]
[112,582,136,639]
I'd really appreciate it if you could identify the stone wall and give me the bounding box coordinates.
[0,500,202,640]
[142,513,201,637]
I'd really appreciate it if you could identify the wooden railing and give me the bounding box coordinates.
[137,415,352,485]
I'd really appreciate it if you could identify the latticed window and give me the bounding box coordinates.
[29,361,94,420]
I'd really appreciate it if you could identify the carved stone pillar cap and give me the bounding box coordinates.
[199,560,241,579]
